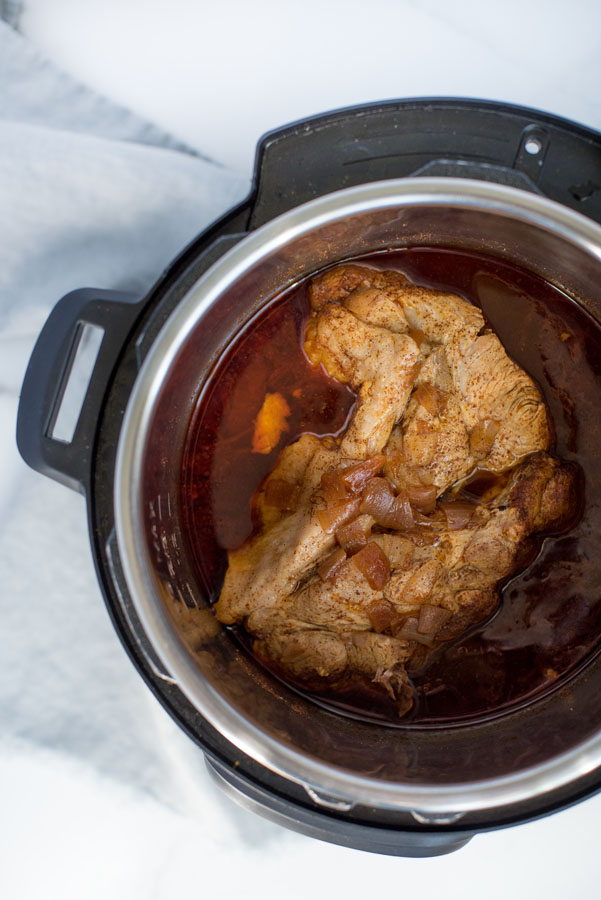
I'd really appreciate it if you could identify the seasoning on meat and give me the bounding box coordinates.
[215,264,577,717]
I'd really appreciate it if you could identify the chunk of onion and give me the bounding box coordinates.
[368,599,401,634]
[351,541,391,590]
[335,514,373,555]
[377,494,414,531]
[317,498,361,534]
[439,500,476,531]
[359,477,394,518]
[384,450,406,491]
[396,616,435,646]
[417,604,453,634]
[406,483,438,514]
[341,455,385,493]
[321,468,349,504]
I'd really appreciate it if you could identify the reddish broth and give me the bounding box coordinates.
[181,248,600,726]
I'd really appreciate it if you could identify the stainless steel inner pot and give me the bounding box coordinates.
[114,177,601,818]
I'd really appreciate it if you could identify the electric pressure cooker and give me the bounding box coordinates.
[17,99,601,857]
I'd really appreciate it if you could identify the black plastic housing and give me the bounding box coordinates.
[16,98,601,857]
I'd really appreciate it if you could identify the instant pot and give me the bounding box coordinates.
[16,99,601,857]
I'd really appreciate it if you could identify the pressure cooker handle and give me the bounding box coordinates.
[17,288,145,494]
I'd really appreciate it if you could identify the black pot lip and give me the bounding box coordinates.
[254,95,601,163]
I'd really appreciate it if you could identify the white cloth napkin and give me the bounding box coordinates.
[0,11,256,830]
[2,15,601,900]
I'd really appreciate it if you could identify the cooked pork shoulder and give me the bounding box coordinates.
[214,265,577,716]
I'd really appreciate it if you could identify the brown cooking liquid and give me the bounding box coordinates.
[181,248,601,726]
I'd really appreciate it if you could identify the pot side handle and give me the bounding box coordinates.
[17,288,145,495]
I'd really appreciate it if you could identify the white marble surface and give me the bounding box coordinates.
[20,0,601,175]
[4,1,601,898]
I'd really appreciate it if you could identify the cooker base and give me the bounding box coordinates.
[205,757,473,858]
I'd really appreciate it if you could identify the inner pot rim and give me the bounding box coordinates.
[114,177,601,813]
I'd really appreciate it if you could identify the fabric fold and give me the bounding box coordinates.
[0,15,248,814]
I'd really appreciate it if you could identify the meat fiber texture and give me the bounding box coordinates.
[215,265,577,715]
